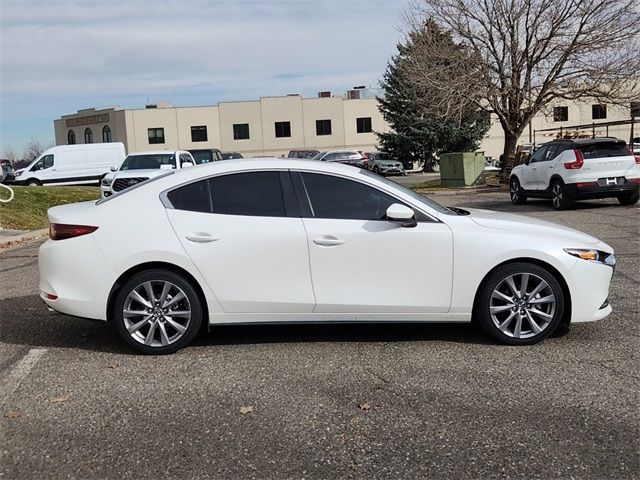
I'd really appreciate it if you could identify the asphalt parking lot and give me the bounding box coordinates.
[1,190,638,479]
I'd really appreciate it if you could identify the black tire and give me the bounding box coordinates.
[26,179,41,186]
[550,180,572,210]
[475,262,565,345]
[373,166,380,174]
[113,269,203,354]
[617,190,639,205]
[509,177,527,205]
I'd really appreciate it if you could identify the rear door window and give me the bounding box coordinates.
[580,142,630,159]
[210,171,286,217]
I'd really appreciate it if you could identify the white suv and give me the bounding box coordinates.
[101,150,195,199]
[510,138,640,210]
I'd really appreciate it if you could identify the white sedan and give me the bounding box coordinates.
[39,159,615,354]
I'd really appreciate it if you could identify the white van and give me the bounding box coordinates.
[13,143,126,186]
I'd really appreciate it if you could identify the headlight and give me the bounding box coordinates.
[15,171,22,177]
[564,248,616,267]
[101,178,111,186]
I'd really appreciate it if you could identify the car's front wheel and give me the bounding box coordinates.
[475,262,565,345]
[113,269,203,354]
[509,177,527,205]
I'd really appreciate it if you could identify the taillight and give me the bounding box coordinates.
[564,148,584,169]
[49,223,98,241]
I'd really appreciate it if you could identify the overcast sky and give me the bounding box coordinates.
[0,0,410,154]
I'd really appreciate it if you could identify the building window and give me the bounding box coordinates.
[148,127,165,144]
[67,130,76,145]
[84,127,93,143]
[316,119,332,136]
[191,125,208,142]
[592,104,607,120]
[102,125,112,143]
[274,121,291,138]
[233,123,250,140]
[553,107,568,122]
[356,117,372,133]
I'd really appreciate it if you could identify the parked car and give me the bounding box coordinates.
[100,150,195,198]
[287,149,320,159]
[315,150,367,167]
[41,158,615,354]
[366,152,405,176]
[187,149,222,164]
[13,143,126,186]
[221,152,243,160]
[1,160,15,184]
[509,138,639,209]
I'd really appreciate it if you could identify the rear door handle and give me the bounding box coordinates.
[186,232,219,243]
[313,235,346,246]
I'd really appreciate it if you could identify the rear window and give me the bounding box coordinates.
[580,142,630,159]
[121,154,176,170]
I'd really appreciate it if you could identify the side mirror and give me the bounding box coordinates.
[386,203,417,228]
[181,161,194,168]
[110,165,118,172]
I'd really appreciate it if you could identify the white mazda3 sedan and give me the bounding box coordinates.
[39,159,616,354]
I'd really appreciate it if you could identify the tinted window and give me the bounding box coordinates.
[210,172,285,217]
[167,180,211,213]
[300,172,398,220]
[233,124,250,140]
[191,150,214,164]
[529,146,548,163]
[121,154,176,170]
[580,142,630,159]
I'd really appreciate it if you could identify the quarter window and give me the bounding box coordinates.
[356,117,372,133]
[84,127,93,143]
[299,172,399,220]
[233,123,250,140]
[68,130,76,145]
[316,119,332,136]
[210,172,286,217]
[167,179,211,213]
[191,126,208,142]
[274,121,291,138]
[148,128,165,144]
[102,125,112,143]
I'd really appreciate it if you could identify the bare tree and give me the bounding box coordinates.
[406,0,640,159]
[2,145,19,163]
[23,137,53,162]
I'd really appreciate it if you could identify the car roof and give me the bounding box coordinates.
[127,150,190,156]
[547,137,626,145]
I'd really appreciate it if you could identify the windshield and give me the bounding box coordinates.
[121,154,176,170]
[190,151,215,164]
[359,169,451,215]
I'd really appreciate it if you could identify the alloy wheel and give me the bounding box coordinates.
[510,181,519,202]
[489,273,556,339]
[552,184,563,209]
[123,280,192,347]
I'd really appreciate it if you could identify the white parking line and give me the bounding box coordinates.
[0,348,47,407]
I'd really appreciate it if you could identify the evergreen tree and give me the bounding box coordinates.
[377,22,489,170]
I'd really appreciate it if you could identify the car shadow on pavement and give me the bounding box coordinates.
[1,295,498,353]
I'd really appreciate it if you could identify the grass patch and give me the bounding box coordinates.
[409,178,443,191]
[0,186,100,231]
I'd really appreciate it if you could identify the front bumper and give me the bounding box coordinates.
[567,255,614,323]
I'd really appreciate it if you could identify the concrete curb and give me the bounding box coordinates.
[414,185,507,195]
[0,228,49,249]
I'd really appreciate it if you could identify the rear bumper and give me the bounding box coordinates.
[565,181,639,199]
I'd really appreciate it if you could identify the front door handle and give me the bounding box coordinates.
[313,235,346,246]
[186,232,219,243]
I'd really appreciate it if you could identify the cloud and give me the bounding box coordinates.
[0,0,409,150]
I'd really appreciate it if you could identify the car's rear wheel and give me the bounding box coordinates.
[551,180,571,210]
[509,177,527,205]
[617,190,639,205]
[476,262,565,345]
[113,269,203,354]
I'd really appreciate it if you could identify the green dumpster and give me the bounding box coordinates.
[439,151,486,187]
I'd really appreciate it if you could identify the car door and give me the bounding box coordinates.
[520,146,547,190]
[535,144,561,190]
[293,171,453,314]
[165,170,315,314]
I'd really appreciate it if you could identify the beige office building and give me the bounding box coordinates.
[54,92,638,160]
[54,92,390,158]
